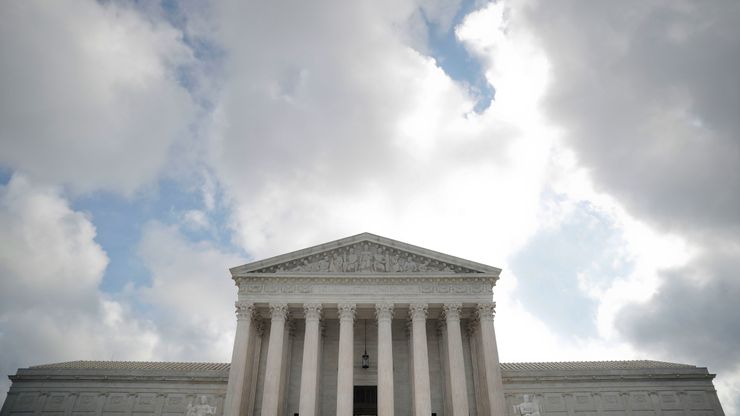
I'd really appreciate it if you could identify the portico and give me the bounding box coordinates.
[223,233,507,416]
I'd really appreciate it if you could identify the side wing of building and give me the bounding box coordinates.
[1,360,724,416]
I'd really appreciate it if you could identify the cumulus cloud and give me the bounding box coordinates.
[0,1,196,195]
[0,175,159,401]
[136,221,246,362]
[205,0,555,264]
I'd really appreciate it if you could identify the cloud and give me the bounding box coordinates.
[618,247,740,371]
[506,1,740,413]
[616,246,740,413]
[0,1,196,195]
[136,221,246,362]
[520,1,740,239]
[0,175,159,402]
[203,0,557,265]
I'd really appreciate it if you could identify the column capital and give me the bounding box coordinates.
[375,303,394,321]
[338,303,356,322]
[409,303,428,321]
[235,301,255,321]
[303,303,323,321]
[269,303,289,321]
[442,303,462,322]
[476,302,496,321]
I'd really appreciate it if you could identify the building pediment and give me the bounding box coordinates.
[230,232,500,276]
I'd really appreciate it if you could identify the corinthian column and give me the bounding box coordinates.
[443,303,470,416]
[299,303,323,416]
[477,302,506,416]
[224,301,254,416]
[409,303,431,416]
[260,303,288,416]
[336,303,356,416]
[376,303,395,416]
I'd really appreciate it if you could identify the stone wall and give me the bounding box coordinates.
[502,364,724,416]
[0,366,227,416]
[1,358,724,416]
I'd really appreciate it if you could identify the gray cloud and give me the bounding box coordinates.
[518,0,740,377]
[617,248,740,372]
[521,1,740,239]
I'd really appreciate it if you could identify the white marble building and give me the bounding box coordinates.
[0,233,726,416]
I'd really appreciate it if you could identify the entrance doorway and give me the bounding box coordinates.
[353,385,377,416]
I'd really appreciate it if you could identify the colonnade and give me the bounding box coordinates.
[224,302,505,416]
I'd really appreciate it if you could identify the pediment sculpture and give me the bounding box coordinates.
[251,242,478,274]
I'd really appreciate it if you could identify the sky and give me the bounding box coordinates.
[1,0,739,413]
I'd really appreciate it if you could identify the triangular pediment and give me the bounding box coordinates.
[230,232,500,275]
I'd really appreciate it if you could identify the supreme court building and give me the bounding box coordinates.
[1,233,726,416]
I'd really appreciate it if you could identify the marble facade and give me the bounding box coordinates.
[1,233,726,416]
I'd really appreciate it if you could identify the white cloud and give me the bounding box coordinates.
[204,0,557,268]
[182,209,210,230]
[0,175,159,402]
[136,221,246,362]
[0,1,196,195]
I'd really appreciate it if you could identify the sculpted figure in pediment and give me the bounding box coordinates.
[329,253,343,272]
[359,243,373,271]
[373,247,387,272]
[317,255,330,272]
[243,240,482,273]
[388,253,401,272]
[403,255,418,272]
[345,248,359,272]
[294,259,309,272]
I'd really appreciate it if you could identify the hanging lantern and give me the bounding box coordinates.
[362,319,370,369]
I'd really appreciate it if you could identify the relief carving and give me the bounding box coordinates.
[513,395,541,416]
[253,242,478,274]
[185,396,216,416]
[74,394,97,411]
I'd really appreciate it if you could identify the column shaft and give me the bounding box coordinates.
[245,322,264,416]
[477,302,506,416]
[336,303,356,416]
[409,303,431,416]
[260,303,288,416]
[470,320,490,416]
[299,304,323,416]
[438,321,452,416]
[444,303,470,416]
[376,304,395,416]
[224,301,254,416]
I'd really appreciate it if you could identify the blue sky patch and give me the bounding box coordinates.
[73,178,238,294]
[509,198,634,338]
[423,0,495,112]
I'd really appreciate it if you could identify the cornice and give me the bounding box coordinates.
[234,274,498,285]
[230,232,501,276]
